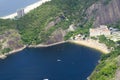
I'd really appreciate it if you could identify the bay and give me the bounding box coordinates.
[0,43,101,80]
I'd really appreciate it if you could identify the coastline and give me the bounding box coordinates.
[0,41,66,59]
[0,45,26,59]
[28,41,66,48]
[0,39,110,59]
[0,0,51,19]
[69,39,110,54]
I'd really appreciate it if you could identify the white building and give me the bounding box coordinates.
[17,8,25,18]
[109,31,120,41]
[90,25,111,37]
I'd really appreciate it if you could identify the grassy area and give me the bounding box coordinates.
[98,35,115,48]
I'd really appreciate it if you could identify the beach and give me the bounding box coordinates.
[69,39,110,54]
[0,0,51,19]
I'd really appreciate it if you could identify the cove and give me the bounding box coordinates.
[0,43,101,80]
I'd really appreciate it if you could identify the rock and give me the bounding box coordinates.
[86,0,120,27]
[0,55,7,59]
[115,69,120,80]
[0,29,24,54]
[46,21,55,30]
[46,28,66,44]
[46,17,61,30]
[67,24,76,31]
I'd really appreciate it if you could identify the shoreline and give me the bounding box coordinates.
[0,39,110,59]
[28,41,66,48]
[0,0,51,19]
[69,40,110,54]
[0,41,66,59]
[0,45,26,59]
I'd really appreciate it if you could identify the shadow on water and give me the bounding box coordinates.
[0,43,101,80]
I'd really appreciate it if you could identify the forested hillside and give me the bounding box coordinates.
[0,0,98,45]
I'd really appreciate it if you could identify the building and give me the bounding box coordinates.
[107,27,120,41]
[90,25,111,37]
[109,31,120,41]
[17,8,25,18]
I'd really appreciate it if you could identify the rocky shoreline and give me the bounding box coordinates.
[0,45,26,59]
[0,41,66,59]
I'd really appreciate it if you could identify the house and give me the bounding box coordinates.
[90,25,111,37]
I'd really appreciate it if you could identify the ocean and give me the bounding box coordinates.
[0,0,40,17]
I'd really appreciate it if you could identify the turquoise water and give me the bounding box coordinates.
[0,0,40,17]
[0,43,101,80]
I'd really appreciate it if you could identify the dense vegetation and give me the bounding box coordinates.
[89,45,120,80]
[64,19,94,40]
[0,0,98,45]
[0,19,16,34]
[89,25,120,80]
[99,35,115,48]
[1,48,11,54]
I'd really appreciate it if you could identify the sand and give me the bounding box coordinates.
[69,39,110,54]
[0,0,51,19]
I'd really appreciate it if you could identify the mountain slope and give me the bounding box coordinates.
[86,0,120,27]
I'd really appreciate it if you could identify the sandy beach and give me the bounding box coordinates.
[0,0,51,19]
[69,39,110,54]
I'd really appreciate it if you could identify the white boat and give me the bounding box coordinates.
[57,59,61,62]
